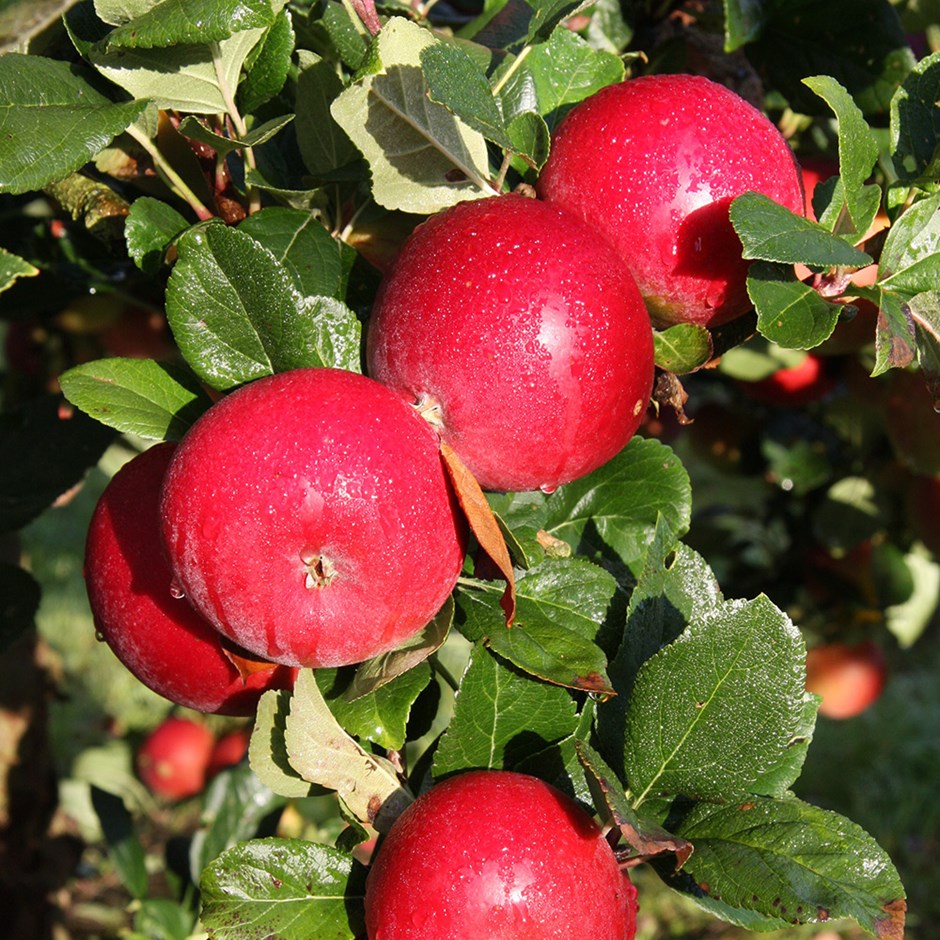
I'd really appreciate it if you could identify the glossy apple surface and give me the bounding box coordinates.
[137,716,214,800]
[160,368,467,668]
[537,74,805,329]
[84,442,296,715]
[805,640,887,719]
[364,769,637,940]
[367,193,654,493]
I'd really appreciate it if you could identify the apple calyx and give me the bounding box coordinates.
[411,391,445,433]
[301,549,337,589]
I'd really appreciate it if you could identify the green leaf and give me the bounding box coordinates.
[238,207,353,301]
[748,261,842,350]
[542,436,692,574]
[748,693,819,798]
[177,113,294,157]
[89,786,149,900]
[103,0,275,49]
[722,0,768,51]
[1,0,78,53]
[59,358,212,441]
[456,557,620,694]
[238,7,294,113]
[906,289,940,388]
[432,644,579,777]
[294,50,360,178]
[421,41,512,151]
[0,394,116,532]
[284,670,412,830]
[523,0,591,44]
[878,191,940,297]
[731,192,872,266]
[671,797,907,938]
[0,247,38,293]
[624,595,807,807]
[872,287,917,375]
[189,762,284,882]
[330,18,494,213]
[653,323,713,374]
[506,110,551,169]
[124,196,189,273]
[890,50,940,186]
[747,0,914,117]
[248,690,320,799]
[0,563,40,651]
[496,25,624,130]
[0,54,149,194]
[200,838,365,940]
[165,223,361,390]
[83,15,267,114]
[318,663,432,751]
[802,75,881,238]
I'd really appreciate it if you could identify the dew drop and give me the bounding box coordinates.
[169,580,185,599]
[539,483,557,494]
[94,629,106,643]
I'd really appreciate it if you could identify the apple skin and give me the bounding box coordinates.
[137,716,215,800]
[364,769,637,940]
[805,640,887,720]
[536,74,805,329]
[159,368,467,668]
[366,193,654,493]
[84,442,296,715]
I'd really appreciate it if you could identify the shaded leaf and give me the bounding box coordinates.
[722,0,768,51]
[330,18,494,213]
[238,7,294,113]
[457,557,618,694]
[653,323,713,374]
[0,563,40,651]
[59,358,212,441]
[200,838,365,940]
[124,196,189,273]
[432,644,578,777]
[878,191,940,297]
[0,247,39,293]
[542,436,692,574]
[177,113,294,157]
[890,50,940,186]
[0,54,149,194]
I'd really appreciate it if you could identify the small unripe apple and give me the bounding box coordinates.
[367,193,654,493]
[364,769,637,940]
[137,716,215,800]
[160,368,467,668]
[84,442,296,715]
[537,74,805,329]
[805,640,887,720]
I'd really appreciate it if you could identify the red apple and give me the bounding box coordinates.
[536,74,805,329]
[207,726,251,778]
[159,368,467,668]
[84,442,296,715]
[364,769,637,940]
[366,193,654,493]
[805,640,887,720]
[737,354,836,407]
[137,716,215,800]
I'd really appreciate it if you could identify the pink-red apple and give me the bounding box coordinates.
[207,726,251,779]
[737,354,835,407]
[366,193,654,493]
[805,640,887,719]
[536,74,805,329]
[364,769,637,940]
[159,368,467,668]
[137,716,214,800]
[84,442,296,715]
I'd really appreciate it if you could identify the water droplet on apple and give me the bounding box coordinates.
[169,580,185,599]
[539,483,557,494]
[95,629,106,643]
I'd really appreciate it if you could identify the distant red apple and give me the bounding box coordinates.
[84,442,297,715]
[738,354,835,407]
[207,727,251,778]
[805,640,887,719]
[137,716,214,800]
[537,74,805,329]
